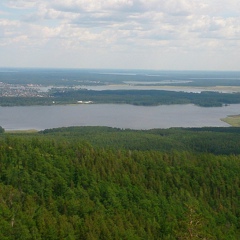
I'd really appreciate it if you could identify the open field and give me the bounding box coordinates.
[221,115,240,126]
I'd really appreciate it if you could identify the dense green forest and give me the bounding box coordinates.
[38,126,240,155]
[1,89,240,107]
[0,126,240,239]
[51,89,240,107]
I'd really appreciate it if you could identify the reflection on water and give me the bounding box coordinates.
[123,80,193,85]
[1,104,239,131]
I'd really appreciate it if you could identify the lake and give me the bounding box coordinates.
[1,104,239,131]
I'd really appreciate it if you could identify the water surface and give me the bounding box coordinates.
[1,104,239,130]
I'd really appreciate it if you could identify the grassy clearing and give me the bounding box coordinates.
[221,115,240,127]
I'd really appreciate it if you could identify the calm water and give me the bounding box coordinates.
[0,104,239,130]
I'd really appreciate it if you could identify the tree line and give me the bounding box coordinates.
[1,89,240,107]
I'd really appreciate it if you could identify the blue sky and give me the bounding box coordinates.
[0,0,240,70]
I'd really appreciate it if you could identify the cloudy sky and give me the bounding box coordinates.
[0,0,240,70]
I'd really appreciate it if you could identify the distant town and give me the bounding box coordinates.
[0,82,47,97]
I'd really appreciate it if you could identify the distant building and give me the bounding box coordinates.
[77,101,93,104]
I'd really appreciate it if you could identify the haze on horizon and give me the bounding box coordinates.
[0,0,240,71]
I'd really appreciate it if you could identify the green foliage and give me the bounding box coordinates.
[51,89,240,107]
[0,126,4,133]
[39,126,240,155]
[0,134,240,239]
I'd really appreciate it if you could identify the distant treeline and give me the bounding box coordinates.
[52,89,240,107]
[0,97,53,106]
[1,89,240,107]
[38,126,240,155]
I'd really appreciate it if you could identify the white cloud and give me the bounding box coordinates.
[5,0,37,9]
[0,0,240,70]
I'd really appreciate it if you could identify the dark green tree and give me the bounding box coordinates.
[0,126,4,133]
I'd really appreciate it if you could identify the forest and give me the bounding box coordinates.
[0,126,239,239]
[1,89,240,107]
[51,89,240,107]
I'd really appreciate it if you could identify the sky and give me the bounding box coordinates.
[0,0,240,70]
